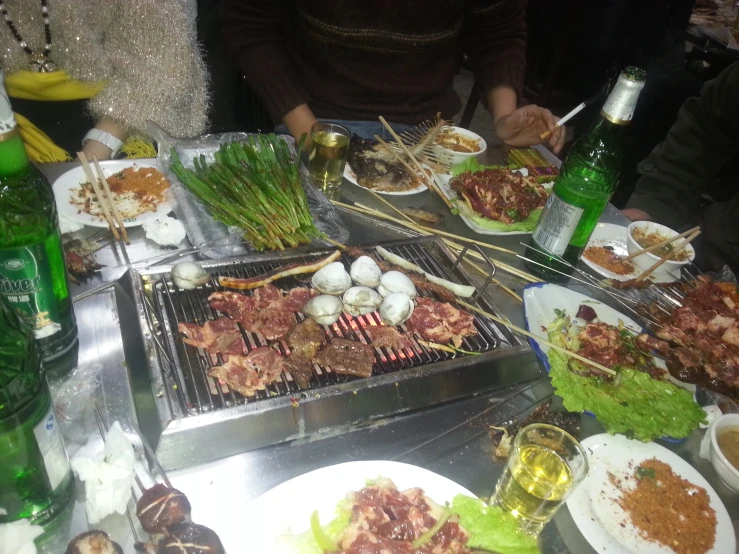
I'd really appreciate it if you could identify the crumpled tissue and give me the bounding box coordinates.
[142,216,186,246]
[71,421,135,524]
[58,214,85,234]
[0,519,44,554]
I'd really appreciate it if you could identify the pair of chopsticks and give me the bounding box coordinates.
[77,152,130,244]
[632,226,701,283]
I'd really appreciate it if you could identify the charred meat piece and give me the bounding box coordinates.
[208,347,284,397]
[401,208,441,225]
[66,531,123,554]
[315,338,375,378]
[407,297,476,347]
[178,317,245,357]
[136,484,191,534]
[285,318,326,388]
[287,318,326,359]
[490,401,581,460]
[366,325,414,351]
[347,136,416,192]
[158,522,224,554]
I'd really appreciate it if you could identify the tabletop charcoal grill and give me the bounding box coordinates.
[121,236,540,470]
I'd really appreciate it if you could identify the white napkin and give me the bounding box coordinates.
[142,216,186,246]
[58,214,85,234]
[0,519,44,554]
[71,421,135,524]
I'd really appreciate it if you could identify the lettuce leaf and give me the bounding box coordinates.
[274,503,351,554]
[450,158,508,177]
[547,331,706,441]
[451,495,540,554]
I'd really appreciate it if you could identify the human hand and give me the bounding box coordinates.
[621,208,653,221]
[494,105,565,155]
[283,104,318,149]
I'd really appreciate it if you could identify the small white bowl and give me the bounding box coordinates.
[433,126,487,166]
[709,413,739,492]
[626,221,695,280]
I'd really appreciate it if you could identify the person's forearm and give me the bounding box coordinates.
[81,118,127,160]
[487,85,517,125]
[283,104,318,144]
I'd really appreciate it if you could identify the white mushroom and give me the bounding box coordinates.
[302,295,343,325]
[311,262,352,295]
[377,271,417,299]
[342,286,382,316]
[379,293,415,326]
[350,256,382,288]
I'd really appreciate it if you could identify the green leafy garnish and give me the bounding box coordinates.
[635,466,657,481]
[412,506,452,548]
[546,321,706,441]
[275,504,351,554]
[451,495,540,554]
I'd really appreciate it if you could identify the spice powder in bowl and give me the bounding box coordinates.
[618,458,716,554]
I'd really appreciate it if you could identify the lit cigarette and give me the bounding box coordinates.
[539,102,586,140]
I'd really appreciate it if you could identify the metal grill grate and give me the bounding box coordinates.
[144,239,513,416]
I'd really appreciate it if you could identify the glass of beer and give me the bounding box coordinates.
[308,122,350,197]
[491,424,588,535]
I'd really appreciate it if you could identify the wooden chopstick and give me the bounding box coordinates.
[622,225,700,261]
[458,300,617,376]
[77,152,120,241]
[92,155,130,245]
[378,116,454,210]
[634,229,701,283]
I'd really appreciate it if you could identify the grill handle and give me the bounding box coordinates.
[449,244,496,303]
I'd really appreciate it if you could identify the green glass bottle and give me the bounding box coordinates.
[527,67,646,279]
[0,71,78,368]
[0,298,74,525]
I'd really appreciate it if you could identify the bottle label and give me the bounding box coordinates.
[0,242,61,339]
[601,68,646,125]
[33,407,71,491]
[532,194,584,256]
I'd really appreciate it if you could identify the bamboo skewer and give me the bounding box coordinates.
[634,229,701,283]
[622,225,700,261]
[458,300,617,376]
[77,152,120,241]
[378,116,453,210]
[92,155,130,245]
[331,199,540,284]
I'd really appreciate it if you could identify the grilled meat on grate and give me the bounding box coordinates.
[315,338,375,378]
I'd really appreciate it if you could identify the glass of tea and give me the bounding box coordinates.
[491,423,588,535]
[308,122,350,196]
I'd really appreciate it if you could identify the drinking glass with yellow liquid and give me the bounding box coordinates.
[308,123,350,197]
[492,423,588,535]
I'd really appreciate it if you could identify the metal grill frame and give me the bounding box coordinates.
[120,236,541,470]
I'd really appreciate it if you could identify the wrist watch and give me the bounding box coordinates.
[83,129,124,157]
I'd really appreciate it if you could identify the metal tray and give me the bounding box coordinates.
[119,236,540,470]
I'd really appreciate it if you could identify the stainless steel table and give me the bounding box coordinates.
[36,146,739,554]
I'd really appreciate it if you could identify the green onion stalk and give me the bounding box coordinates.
[169,135,322,251]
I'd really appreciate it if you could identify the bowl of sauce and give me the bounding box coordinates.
[709,413,739,492]
[433,126,486,166]
[626,221,695,280]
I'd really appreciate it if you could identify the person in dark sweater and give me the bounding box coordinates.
[623,62,739,272]
[220,0,565,151]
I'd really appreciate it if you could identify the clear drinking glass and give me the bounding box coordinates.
[308,122,350,196]
[491,423,588,535]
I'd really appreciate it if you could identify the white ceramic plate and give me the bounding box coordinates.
[344,163,428,196]
[522,282,643,368]
[231,460,475,554]
[581,222,680,283]
[52,160,172,228]
[436,170,552,236]
[567,433,735,554]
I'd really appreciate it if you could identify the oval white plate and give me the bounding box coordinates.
[436,170,552,236]
[225,460,475,554]
[344,163,428,196]
[523,282,643,367]
[567,433,735,554]
[582,222,680,283]
[52,160,172,228]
